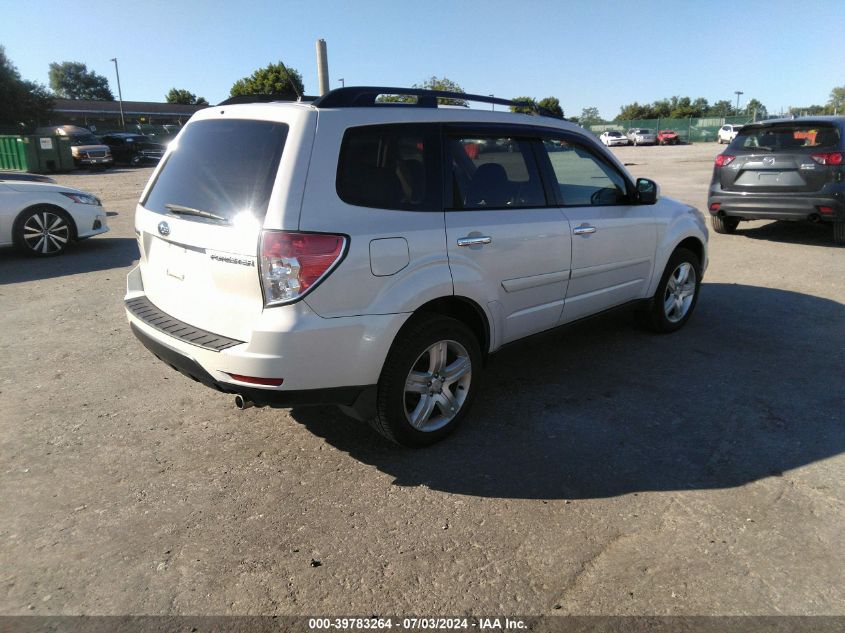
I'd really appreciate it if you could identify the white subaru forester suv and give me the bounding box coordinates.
[125,87,708,446]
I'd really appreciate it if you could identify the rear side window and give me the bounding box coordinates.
[447,135,546,209]
[336,124,440,211]
[732,124,840,151]
[143,119,288,221]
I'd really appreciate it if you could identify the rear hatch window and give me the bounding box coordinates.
[143,119,288,222]
[731,123,839,152]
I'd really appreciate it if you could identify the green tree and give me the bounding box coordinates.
[377,76,467,106]
[616,101,653,121]
[828,86,845,114]
[229,61,304,98]
[579,106,602,127]
[166,88,209,106]
[745,98,767,119]
[0,46,53,129]
[708,100,734,117]
[48,61,113,100]
[417,76,466,106]
[509,96,538,114]
[537,96,564,118]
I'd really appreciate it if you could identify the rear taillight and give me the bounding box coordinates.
[810,152,843,165]
[259,231,346,306]
[715,155,735,167]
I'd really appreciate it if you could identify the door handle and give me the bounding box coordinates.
[573,225,597,236]
[457,236,492,247]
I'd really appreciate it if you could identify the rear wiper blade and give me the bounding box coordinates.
[165,203,228,223]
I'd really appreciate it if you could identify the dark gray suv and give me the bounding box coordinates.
[708,116,845,245]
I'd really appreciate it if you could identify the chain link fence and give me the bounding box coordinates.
[588,115,753,143]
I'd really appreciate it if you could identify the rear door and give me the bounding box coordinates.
[720,123,840,193]
[443,128,571,345]
[537,134,657,324]
[135,110,314,341]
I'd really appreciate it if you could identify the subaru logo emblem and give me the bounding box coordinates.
[157,221,170,236]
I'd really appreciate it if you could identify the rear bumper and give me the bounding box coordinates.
[129,322,372,409]
[124,265,404,404]
[707,188,844,222]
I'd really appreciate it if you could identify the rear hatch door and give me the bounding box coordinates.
[135,110,313,341]
[720,122,839,193]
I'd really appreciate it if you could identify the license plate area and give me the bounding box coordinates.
[166,242,187,281]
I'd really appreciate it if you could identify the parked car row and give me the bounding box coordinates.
[33,125,170,171]
[599,128,680,146]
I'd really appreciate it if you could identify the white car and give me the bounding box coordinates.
[599,130,629,146]
[0,175,109,256]
[626,128,657,146]
[125,86,708,446]
[717,124,744,144]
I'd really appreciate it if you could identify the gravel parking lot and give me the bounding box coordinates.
[1,142,843,616]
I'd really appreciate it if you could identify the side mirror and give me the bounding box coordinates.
[636,177,660,204]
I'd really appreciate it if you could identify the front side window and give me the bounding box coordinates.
[336,124,438,211]
[447,135,545,209]
[543,139,629,206]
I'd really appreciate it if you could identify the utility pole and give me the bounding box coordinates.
[316,39,329,96]
[110,57,126,131]
[489,94,494,111]
[734,90,744,115]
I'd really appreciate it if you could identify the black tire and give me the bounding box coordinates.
[13,206,74,257]
[640,247,702,334]
[711,215,739,234]
[130,153,143,167]
[369,314,482,447]
[835,213,845,246]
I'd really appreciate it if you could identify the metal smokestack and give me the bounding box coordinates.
[316,39,329,96]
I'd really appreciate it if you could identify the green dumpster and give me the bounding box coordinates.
[32,135,60,173]
[55,136,75,172]
[0,135,38,172]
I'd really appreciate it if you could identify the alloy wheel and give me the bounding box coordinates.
[663,262,697,322]
[403,340,472,432]
[22,211,70,255]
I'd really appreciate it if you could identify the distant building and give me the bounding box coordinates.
[47,99,206,133]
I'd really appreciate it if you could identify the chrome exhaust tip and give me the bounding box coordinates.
[234,394,253,410]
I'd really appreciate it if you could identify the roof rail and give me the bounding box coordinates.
[216,93,318,106]
[311,86,556,117]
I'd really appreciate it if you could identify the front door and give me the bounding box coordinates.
[538,136,657,324]
[443,132,571,346]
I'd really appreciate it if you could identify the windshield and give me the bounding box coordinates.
[143,119,288,222]
[732,123,840,151]
[71,134,102,146]
[607,131,621,137]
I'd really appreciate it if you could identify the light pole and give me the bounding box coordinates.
[489,94,494,111]
[110,58,126,131]
[734,90,744,115]
[338,78,345,88]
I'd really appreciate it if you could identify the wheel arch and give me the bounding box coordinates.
[675,235,705,267]
[13,203,78,243]
[410,295,491,359]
